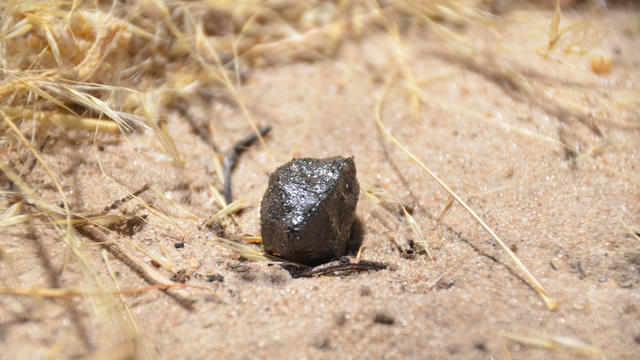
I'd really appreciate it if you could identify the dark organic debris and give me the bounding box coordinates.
[474,342,487,352]
[174,242,185,249]
[624,251,640,267]
[113,214,148,236]
[435,279,456,290]
[104,184,150,212]
[360,285,372,296]
[222,125,271,204]
[373,313,395,325]
[171,269,190,283]
[287,257,388,278]
[206,274,224,282]
[261,157,359,266]
[227,263,250,272]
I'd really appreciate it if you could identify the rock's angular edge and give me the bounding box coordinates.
[260,156,359,266]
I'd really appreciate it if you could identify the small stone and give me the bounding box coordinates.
[260,157,359,266]
[174,242,184,249]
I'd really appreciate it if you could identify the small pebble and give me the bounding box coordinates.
[174,242,184,249]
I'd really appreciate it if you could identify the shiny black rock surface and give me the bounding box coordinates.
[260,157,359,266]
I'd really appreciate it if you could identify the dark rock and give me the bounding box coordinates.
[260,157,359,266]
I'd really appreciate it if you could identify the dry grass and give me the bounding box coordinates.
[1,0,638,358]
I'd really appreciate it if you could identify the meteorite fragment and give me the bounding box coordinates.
[260,157,359,266]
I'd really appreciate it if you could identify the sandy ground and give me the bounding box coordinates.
[1,5,640,360]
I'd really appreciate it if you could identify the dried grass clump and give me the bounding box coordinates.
[0,2,394,357]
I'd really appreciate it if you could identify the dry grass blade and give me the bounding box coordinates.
[1,112,70,215]
[141,92,183,166]
[1,18,32,40]
[374,75,558,310]
[548,0,562,51]
[101,249,142,340]
[1,120,145,355]
[402,209,433,261]
[2,106,119,133]
[386,21,420,120]
[203,197,245,226]
[192,24,275,166]
[1,200,24,219]
[13,76,77,116]
[40,214,127,228]
[64,87,133,132]
[364,186,433,261]
[42,23,63,69]
[77,225,192,308]
[0,283,204,299]
[0,212,43,228]
[619,219,640,246]
[497,331,602,356]
[212,234,284,263]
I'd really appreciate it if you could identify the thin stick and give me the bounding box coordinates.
[374,75,558,310]
[292,258,388,278]
[222,125,271,204]
[104,184,150,212]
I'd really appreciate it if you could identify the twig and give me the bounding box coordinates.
[104,183,150,212]
[290,257,388,278]
[222,125,271,204]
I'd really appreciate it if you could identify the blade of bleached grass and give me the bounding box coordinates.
[374,76,558,310]
[497,331,602,356]
[364,186,433,261]
[403,208,434,261]
[203,197,245,226]
[64,86,134,132]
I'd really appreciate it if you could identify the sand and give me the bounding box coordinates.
[1,3,639,359]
